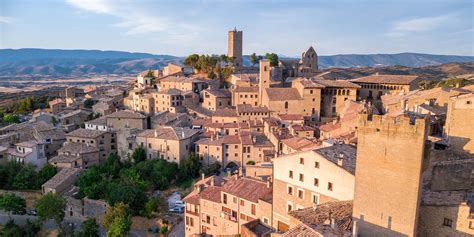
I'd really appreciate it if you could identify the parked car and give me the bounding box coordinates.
[174,200,185,207]
[169,206,184,213]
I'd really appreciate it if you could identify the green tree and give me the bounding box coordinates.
[142,197,164,218]
[34,192,66,227]
[76,218,99,237]
[145,69,155,78]
[84,99,95,109]
[183,54,200,68]
[132,147,146,163]
[11,165,36,190]
[103,202,132,237]
[200,161,221,176]
[207,70,216,79]
[51,116,58,126]
[265,53,279,66]
[179,153,201,181]
[1,220,23,237]
[3,114,20,124]
[36,164,57,188]
[250,53,259,66]
[0,193,26,218]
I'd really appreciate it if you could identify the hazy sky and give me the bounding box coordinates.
[0,0,472,56]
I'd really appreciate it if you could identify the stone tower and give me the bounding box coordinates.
[228,28,243,68]
[259,60,271,106]
[301,46,318,71]
[353,114,429,237]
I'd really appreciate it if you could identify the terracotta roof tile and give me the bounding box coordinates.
[350,74,418,85]
[265,88,302,101]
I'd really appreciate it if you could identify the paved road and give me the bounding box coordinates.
[168,220,184,237]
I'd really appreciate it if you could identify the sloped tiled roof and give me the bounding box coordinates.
[314,79,361,88]
[213,108,238,117]
[314,144,357,175]
[58,142,99,154]
[350,74,419,85]
[137,127,198,140]
[288,200,353,235]
[265,88,302,101]
[203,88,231,98]
[221,177,272,203]
[233,86,259,93]
[67,128,107,138]
[107,110,146,119]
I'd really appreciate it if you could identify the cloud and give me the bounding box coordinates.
[65,0,188,36]
[66,0,112,14]
[0,16,15,24]
[386,14,453,37]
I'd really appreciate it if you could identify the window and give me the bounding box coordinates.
[287,204,292,212]
[284,101,289,109]
[297,189,304,199]
[240,200,245,206]
[251,204,256,215]
[312,194,319,204]
[233,197,237,204]
[240,213,246,220]
[443,218,452,227]
[315,161,320,168]
[299,158,304,164]
[289,170,293,178]
[299,174,304,182]
[223,194,227,204]
[467,101,472,105]
[314,178,319,186]
[328,182,333,191]
[287,186,293,195]
[469,221,474,230]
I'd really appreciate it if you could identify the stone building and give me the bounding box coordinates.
[66,128,117,162]
[135,127,200,165]
[159,75,209,93]
[48,142,100,169]
[444,93,474,154]
[272,144,356,231]
[183,175,272,236]
[232,86,260,107]
[201,88,231,111]
[124,88,155,115]
[153,89,199,113]
[353,114,429,236]
[195,132,274,170]
[228,28,243,68]
[279,46,319,78]
[350,74,420,106]
[41,168,82,194]
[49,98,66,114]
[315,79,360,119]
[6,140,47,169]
[106,110,147,130]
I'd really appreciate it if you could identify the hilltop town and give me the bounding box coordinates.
[0,29,473,237]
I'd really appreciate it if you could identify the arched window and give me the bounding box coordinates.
[285,101,289,109]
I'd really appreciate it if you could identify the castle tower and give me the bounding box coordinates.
[259,59,271,106]
[353,114,429,237]
[301,46,318,71]
[228,28,243,68]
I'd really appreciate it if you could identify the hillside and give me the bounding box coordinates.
[0,49,472,78]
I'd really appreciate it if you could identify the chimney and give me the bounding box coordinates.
[201,173,205,180]
[332,119,338,125]
[330,218,337,230]
[337,153,344,166]
[375,72,379,76]
[252,135,257,143]
[266,180,271,188]
[234,174,239,180]
[154,129,158,137]
[210,177,215,186]
[181,131,185,138]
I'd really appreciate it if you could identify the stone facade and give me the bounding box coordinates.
[445,93,474,154]
[353,114,429,237]
[272,145,356,231]
[228,28,243,68]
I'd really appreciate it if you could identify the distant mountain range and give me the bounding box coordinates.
[0,48,472,78]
